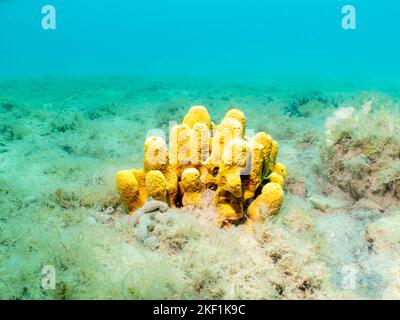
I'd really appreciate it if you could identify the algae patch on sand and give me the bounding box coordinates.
[1,78,400,299]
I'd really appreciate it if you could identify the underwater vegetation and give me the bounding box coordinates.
[116,106,286,228]
[1,78,400,300]
[322,98,400,209]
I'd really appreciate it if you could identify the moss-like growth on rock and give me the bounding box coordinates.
[321,99,400,207]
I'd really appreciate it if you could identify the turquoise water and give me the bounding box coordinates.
[1,0,399,79]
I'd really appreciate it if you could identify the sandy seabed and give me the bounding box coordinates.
[0,76,400,299]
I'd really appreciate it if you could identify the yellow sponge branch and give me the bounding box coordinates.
[146,170,167,203]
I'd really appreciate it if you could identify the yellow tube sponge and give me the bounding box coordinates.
[145,170,167,203]
[261,182,284,215]
[270,140,279,164]
[116,105,286,227]
[131,168,148,204]
[242,142,264,201]
[191,122,211,168]
[204,117,243,189]
[180,168,203,207]
[169,124,192,178]
[182,105,211,129]
[247,182,284,222]
[116,170,143,213]
[143,136,177,205]
[252,132,272,170]
[225,108,246,133]
[214,139,248,224]
[144,136,168,171]
[162,166,178,207]
[214,172,243,221]
[267,140,279,173]
[210,117,243,165]
[221,137,248,168]
[273,162,287,181]
[268,172,284,187]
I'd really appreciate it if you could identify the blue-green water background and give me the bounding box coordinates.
[0,0,399,79]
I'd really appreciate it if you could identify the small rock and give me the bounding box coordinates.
[125,215,135,225]
[143,236,159,250]
[353,198,384,212]
[140,214,153,226]
[136,221,148,240]
[94,212,112,223]
[309,195,352,212]
[141,199,169,213]
[159,204,169,213]
[155,212,170,224]
[130,200,169,226]
[86,216,97,226]
[348,181,365,201]
[12,123,31,139]
[103,206,115,215]
[350,208,380,221]
[136,214,153,240]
